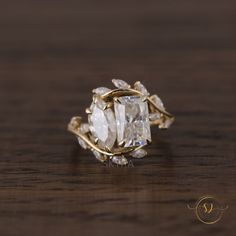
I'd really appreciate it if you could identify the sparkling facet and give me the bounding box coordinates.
[89,104,116,149]
[130,149,147,158]
[93,87,111,95]
[92,150,107,162]
[80,123,90,134]
[134,81,149,96]
[78,137,87,149]
[112,79,130,89]
[112,156,128,166]
[151,94,165,109]
[159,117,175,129]
[69,116,81,129]
[149,112,161,121]
[114,96,151,147]
[94,96,106,110]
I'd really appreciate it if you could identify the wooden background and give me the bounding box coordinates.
[0,0,235,235]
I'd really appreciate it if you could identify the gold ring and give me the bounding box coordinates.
[68,79,175,165]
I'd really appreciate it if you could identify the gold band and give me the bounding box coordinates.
[68,79,175,165]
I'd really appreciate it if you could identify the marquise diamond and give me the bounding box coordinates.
[89,104,117,149]
[69,79,174,165]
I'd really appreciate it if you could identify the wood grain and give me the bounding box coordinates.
[0,1,235,235]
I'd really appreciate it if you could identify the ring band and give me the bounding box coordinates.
[68,79,175,165]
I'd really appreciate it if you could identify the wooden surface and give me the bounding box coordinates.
[0,1,235,235]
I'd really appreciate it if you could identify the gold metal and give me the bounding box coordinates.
[101,88,174,118]
[68,124,141,156]
[85,108,92,114]
[68,80,175,163]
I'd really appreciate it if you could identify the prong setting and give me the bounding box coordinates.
[68,80,174,165]
[86,108,92,114]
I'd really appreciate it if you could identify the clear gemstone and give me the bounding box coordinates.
[78,137,87,149]
[130,149,147,158]
[159,117,175,129]
[112,79,130,89]
[89,104,116,149]
[92,150,107,162]
[69,116,81,129]
[93,87,111,95]
[112,156,128,166]
[134,81,149,95]
[80,123,90,134]
[149,112,161,121]
[89,103,94,112]
[151,95,165,109]
[114,96,151,147]
[94,96,106,110]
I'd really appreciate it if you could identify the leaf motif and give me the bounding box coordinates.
[159,117,175,129]
[112,156,128,166]
[112,79,130,89]
[149,112,161,121]
[92,87,111,95]
[94,96,106,110]
[151,94,165,109]
[130,149,147,158]
[134,81,149,95]
[78,137,87,149]
[92,150,107,162]
[79,123,90,134]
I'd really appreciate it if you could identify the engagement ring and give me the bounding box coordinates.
[68,79,175,165]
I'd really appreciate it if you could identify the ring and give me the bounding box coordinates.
[68,79,175,166]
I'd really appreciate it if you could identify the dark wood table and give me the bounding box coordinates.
[0,1,235,235]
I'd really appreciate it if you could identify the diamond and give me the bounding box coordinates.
[92,150,107,162]
[89,104,116,149]
[78,137,87,149]
[159,117,175,129]
[134,81,149,96]
[69,116,81,129]
[93,87,111,96]
[114,96,151,147]
[130,149,147,158]
[112,79,130,89]
[80,123,90,134]
[112,156,128,166]
[149,112,161,121]
[93,96,106,110]
[151,94,165,109]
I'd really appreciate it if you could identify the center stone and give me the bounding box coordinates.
[114,96,151,147]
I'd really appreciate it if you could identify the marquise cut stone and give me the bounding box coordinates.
[151,94,164,109]
[112,156,128,166]
[130,149,147,158]
[77,137,87,149]
[112,79,130,89]
[134,81,149,96]
[89,104,116,149]
[114,96,151,147]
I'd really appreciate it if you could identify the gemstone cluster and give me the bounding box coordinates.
[68,79,174,165]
